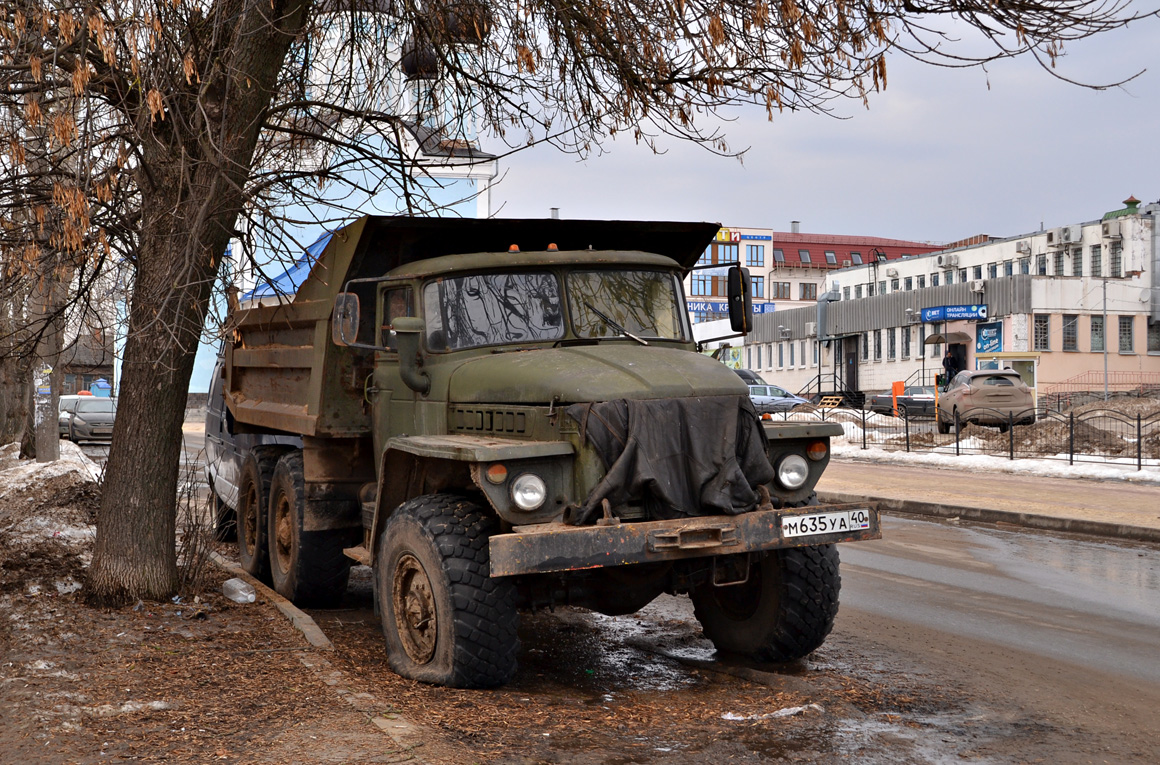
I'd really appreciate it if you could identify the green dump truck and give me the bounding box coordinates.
[218,216,880,688]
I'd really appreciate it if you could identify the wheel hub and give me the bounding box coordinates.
[273,496,293,570]
[392,554,437,664]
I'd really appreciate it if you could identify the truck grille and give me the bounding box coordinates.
[451,407,528,435]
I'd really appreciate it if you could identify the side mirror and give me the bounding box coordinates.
[727,266,753,334]
[332,293,360,346]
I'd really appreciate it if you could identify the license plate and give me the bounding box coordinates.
[781,509,872,538]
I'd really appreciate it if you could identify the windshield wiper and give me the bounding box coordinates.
[584,302,649,346]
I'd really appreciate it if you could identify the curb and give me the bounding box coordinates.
[818,490,1160,544]
[209,552,332,649]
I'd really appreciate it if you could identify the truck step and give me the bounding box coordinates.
[343,545,371,565]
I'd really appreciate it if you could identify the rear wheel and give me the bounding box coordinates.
[376,494,518,688]
[211,490,236,543]
[267,451,353,607]
[237,446,282,584]
[692,544,841,662]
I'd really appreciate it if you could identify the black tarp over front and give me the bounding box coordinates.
[565,396,776,525]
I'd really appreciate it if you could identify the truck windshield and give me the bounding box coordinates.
[424,273,564,351]
[567,270,688,341]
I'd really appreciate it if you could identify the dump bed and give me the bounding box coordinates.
[223,216,720,437]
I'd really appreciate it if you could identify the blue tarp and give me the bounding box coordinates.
[242,231,334,301]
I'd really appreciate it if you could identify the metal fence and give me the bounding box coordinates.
[763,403,1160,470]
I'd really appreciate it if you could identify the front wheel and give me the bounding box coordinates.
[376,494,518,688]
[691,544,841,662]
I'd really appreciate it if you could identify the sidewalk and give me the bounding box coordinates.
[818,458,1160,543]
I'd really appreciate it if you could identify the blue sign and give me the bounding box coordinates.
[921,304,988,322]
[975,321,1003,353]
[688,301,777,314]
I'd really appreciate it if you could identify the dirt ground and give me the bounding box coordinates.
[0,442,975,764]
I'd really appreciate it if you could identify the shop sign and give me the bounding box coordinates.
[921,304,988,322]
[975,321,1003,353]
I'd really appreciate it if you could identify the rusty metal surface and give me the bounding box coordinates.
[488,502,880,577]
[761,420,844,439]
[386,434,574,462]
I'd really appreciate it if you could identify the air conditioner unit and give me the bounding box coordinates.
[1045,228,1063,249]
[1060,225,1082,244]
[885,267,899,277]
[1015,241,1031,255]
[805,322,817,337]
[841,259,852,267]
[936,253,959,268]
[971,279,986,292]
[1102,220,1121,238]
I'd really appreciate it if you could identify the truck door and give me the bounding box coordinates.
[370,285,416,458]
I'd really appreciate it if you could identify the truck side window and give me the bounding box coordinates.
[381,286,414,351]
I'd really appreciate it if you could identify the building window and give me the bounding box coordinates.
[887,328,896,360]
[1090,316,1104,351]
[1148,320,1160,354]
[988,263,998,278]
[752,275,765,299]
[843,286,851,300]
[756,344,762,369]
[789,342,795,367]
[798,249,812,263]
[778,343,785,367]
[825,250,837,265]
[851,252,863,265]
[746,244,765,267]
[902,326,911,358]
[773,248,785,263]
[878,280,886,295]
[1090,245,1102,277]
[1033,314,1050,351]
[717,243,738,264]
[1020,258,1030,275]
[1119,315,1134,353]
[855,284,863,299]
[1110,242,1122,277]
[691,275,712,295]
[931,273,940,287]
[1062,314,1078,351]
[747,346,752,369]
[812,340,819,365]
[917,275,926,289]
[890,278,900,291]
[772,281,791,299]
[1054,250,1065,276]
[868,283,875,297]
[1004,261,1014,277]
[697,247,712,266]
[800,340,807,367]
[873,330,882,361]
[929,322,943,358]
[973,265,983,280]
[800,283,818,300]
[958,268,968,283]
[1036,255,1047,275]
[861,333,868,361]
[945,270,954,285]
[1071,247,1083,277]
[904,277,913,291]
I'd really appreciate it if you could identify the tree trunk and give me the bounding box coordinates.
[86,0,312,605]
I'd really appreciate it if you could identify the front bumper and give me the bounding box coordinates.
[489,502,880,577]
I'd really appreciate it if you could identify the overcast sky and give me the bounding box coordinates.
[488,17,1160,245]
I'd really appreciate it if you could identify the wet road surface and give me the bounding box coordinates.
[302,514,1160,763]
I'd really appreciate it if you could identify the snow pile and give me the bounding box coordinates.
[0,440,100,549]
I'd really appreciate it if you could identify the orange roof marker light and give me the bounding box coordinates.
[508,244,520,252]
[547,243,559,251]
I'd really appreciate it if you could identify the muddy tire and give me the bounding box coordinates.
[267,452,353,607]
[236,446,282,584]
[692,544,841,662]
[211,490,236,543]
[376,494,518,688]
[936,413,951,434]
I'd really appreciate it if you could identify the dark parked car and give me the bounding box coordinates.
[748,384,812,414]
[936,370,1036,433]
[869,386,937,418]
[204,355,300,542]
[67,397,116,442]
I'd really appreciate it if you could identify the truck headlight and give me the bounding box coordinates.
[776,454,809,490]
[511,473,547,510]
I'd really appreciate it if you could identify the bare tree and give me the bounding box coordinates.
[0,0,1154,604]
